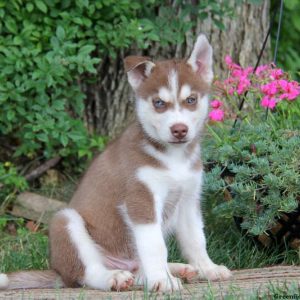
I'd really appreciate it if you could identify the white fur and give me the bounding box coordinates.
[61,208,133,290]
[136,93,209,145]
[134,144,232,285]
[168,70,178,101]
[128,61,155,89]
[0,274,9,289]
[129,219,182,291]
[145,61,155,77]
[187,34,213,84]
[158,87,172,103]
[179,84,192,99]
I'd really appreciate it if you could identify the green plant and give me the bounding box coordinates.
[271,0,300,80]
[0,0,243,161]
[204,56,300,248]
[0,0,251,203]
[0,162,28,205]
[204,123,300,238]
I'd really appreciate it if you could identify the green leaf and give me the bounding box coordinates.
[291,14,300,32]
[35,0,48,13]
[26,3,34,12]
[37,133,48,143]
[60,134,69,147]
[79,45,95,55]
[13,36,22,45]
[5,18,18,34]
[56,26,65,41]
[7,110,15,121]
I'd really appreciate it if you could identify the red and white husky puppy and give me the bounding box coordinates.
[0,34,231,292]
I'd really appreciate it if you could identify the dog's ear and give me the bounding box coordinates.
[124,56,155,90]
[187,34,213,84]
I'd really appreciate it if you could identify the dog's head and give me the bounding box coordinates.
[125,34,213,146]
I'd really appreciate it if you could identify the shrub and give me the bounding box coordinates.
[0,0,254,161]
[204,56,300,248]
[204,123,300,236]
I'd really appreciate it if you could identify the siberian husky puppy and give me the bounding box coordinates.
[0,34,231,292]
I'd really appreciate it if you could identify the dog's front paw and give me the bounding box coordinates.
[197,264,232,281]
[148,275,183,292]
[107,270,134,291]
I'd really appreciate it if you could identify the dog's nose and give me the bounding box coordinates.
[170,123,188,139]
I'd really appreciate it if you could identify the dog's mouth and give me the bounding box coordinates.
[169,140,188,144]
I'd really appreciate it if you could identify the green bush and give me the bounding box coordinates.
[0,162,28,204]
[0,0,251,161]
[271,0,300,79]
[204,123,300,236]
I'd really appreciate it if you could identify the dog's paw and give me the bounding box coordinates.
[148,275,183,293]
[168,263,198,283]
[107,270,134,291]
[197,264,232,281]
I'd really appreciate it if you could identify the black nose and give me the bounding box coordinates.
[170,123,188,139]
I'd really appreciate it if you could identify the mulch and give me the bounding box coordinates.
[0,266,299,299]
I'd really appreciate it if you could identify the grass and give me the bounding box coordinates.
[1,217,299,274]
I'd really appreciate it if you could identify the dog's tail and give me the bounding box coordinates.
[0,270,64,290]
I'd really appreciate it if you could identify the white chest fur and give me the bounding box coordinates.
[136,143,202,228]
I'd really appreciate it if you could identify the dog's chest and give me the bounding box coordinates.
[136,146,201,221]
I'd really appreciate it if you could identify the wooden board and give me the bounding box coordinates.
[0,266,299,299]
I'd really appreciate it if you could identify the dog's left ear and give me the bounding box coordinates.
[187,34,213,84]
[124,56,155,90]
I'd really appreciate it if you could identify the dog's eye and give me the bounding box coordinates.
[186,97,197,105]
[153,99,166,109]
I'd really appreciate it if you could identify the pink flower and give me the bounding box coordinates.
[260,96,277,109]
[210,99,223,109]
[232,68,243,78]
[228,87,235,95]
[255,65,269,76]
[237,76,251,94]
[209,109,225,122]
[244,66,254,76]
[270,69,284,80]
[225,55,233,66]
[261,82,277,96]
[278,81,300,100]
[277,79,288,90]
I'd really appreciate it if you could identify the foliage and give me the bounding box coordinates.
[0,162,28,204]
[0,0,258,160]
[204,123,300,236]
[271,0,300,79]
[0,0,253,202]
[205,55,300,238]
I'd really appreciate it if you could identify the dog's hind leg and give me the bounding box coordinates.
[50,208,134,291]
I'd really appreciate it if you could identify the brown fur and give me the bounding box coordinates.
[49,213,84,287]
[7,270,63,289]
[48,121,165,286]
[137,59,210,99]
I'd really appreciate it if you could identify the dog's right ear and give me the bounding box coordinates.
[124,56,155,90]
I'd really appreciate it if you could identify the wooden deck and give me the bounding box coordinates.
[0,266,299,299]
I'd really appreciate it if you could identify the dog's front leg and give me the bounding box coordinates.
[176,173,232,281]
[132,222,182,292]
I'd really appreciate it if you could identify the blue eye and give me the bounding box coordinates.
[153,99,166,108]
[186,97,197,105]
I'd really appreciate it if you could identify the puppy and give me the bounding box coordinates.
[0,34,231,292]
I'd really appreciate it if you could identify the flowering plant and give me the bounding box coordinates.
[209,56,300,122]
[204,56,300,249]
